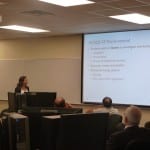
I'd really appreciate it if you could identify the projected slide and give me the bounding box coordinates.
[83,30,150,106]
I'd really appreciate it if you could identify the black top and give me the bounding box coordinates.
[14,86,29,93]
[107,126,150,150]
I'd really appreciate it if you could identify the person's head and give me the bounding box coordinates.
[144,121,150,129]
[102,97,112,108]
[124,105,142,126]
[54,97,66,107]
[17,76,28,87]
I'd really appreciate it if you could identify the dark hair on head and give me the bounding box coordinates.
[102,96,112,108]
[17,76,27,87]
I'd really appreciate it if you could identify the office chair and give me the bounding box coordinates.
[107,114,122,137]
[56,113,109,150]
[0,110,9,150]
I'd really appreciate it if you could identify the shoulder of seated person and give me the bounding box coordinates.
[65,102,72,108]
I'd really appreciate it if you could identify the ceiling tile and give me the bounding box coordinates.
[138,0,150,4]
[0,0,150,39]
[125,5,150,15]
[103,0,147,9]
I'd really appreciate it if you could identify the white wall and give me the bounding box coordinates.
[0,34,149,126]
[0,35,82,59]
[0,35,82,102]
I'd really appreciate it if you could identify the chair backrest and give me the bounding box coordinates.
[107,114,122,137]
[0,117,9,150]
[56,113,109,150]
[125,139,150,150]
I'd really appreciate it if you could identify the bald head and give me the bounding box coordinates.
[54,97,66,107]
[124,106,142,126]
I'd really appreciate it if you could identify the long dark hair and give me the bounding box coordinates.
[17,76,27,87]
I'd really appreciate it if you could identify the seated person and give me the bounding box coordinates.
[115,122,125,132]
[144,121,150,129]
[54,97,72,108]
[107,105,150,150]
[87,97,119,114]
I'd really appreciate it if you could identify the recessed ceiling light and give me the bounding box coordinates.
[38,0,95,7]
[0,25,50,33]
[109,13,150,24]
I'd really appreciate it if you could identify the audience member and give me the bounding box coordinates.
[115,122,125,132]
[15,75,29,94]
[54,97,72,108]
[107,105,150,150]
[86,97,119,114]
[144,121,150,129]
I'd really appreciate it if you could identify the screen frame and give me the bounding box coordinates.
[81,29,150,108]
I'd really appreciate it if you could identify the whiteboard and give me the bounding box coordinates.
[0,59,81,103]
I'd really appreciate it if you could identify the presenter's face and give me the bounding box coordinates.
[23,77,28,86]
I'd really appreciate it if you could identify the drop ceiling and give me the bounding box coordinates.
[0,0,150,39]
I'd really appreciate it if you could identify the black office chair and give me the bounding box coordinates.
[107,114,122,138]
[56,113,109,150]
[0,110,9,150]
[125,139,150,150]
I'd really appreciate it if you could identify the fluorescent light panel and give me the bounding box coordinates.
[109,13,150,24]
[38,0,95,7]
[0,25,49,33]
